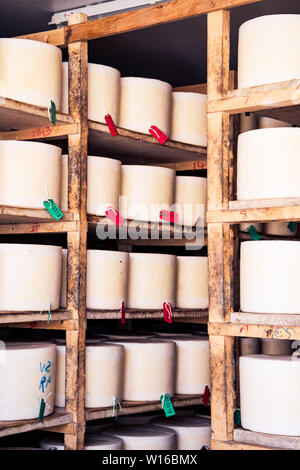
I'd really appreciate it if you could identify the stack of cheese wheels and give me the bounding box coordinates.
[105,425,176,450]
[0,244,62,311]
[0,141,61,209]
[239,113,256,133]
[120,165,175,223]
[0,38,62,109]
[240,355,300,435]
[55,339,124,408]
[176,257,208,309]
[239,223,263,234]
[87,250,129,310]
[240,338,260,356]
[265,222,297,237]
[109,339,176,401]
[162,336,210,394]
[152,416,211,450]
[261,339,292,355]
[240,241,300,314]
[259,117,292,129]
[119,77,172,135]
[0,342,56,420]
[175,176,207,227]
[40,435,123,450]
[238,15,300,89]
[60,249,67,309]
[61,62,121,123]
[171,92,207,146]
[127,253,176,309]
[61,155,122,216]
[237,129,300,200]
[60,155,68,212]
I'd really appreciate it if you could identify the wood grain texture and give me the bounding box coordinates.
[234,428,300,450]
[0,410,72,438]
[207,205,300,223]
[209,321,300,340]
[86,309,208,320]
[18,0,261,46]
[211,439,275,450]
[0,123,78,141]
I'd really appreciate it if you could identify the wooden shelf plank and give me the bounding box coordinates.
[208,79,300,126]
[88,121,206,165]
[234,428,299,450]
[207,205,300,224]
[87,309,208,321]
[18,0,261,46]
[0,206,74,225]
[0,123,79,141]
[209,322,300,341]
[0,221,78,235]
[0,97,72,131]
[211,438,275,450]
[230,198,300,210]
[85,394,204,421]
[0,310,73,325]
[231,311,300,327]
[0,410,73,438]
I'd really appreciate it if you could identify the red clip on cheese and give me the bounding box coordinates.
[163,302,173,324]
[121,301,126,325]
[160,210,179,224]
[203,385,210,406]
[149,125,168,145]
[105,206,125,227]
[105,114,118,136]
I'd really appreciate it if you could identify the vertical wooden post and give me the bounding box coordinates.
[64,12,88,451]
[207,9,235,444]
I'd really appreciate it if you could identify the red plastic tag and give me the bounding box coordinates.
[163,302,173,324]
[203,386,210,406]
[105,114,118,136]
[105,207,125,227]
[149,125,168,145]
[160,210,178,224]
[121,301,126,325]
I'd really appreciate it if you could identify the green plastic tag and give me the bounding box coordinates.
[160,394,176,418]
[234,409,241,427]
[50,100,56,125]
[47,307,51,324]
[247,225,262,241]
[288,222,296,233]
[39,398,46,423]
[43,199,64,221]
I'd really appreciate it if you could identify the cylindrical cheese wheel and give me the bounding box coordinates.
[62,62,121,123]
[0,244,62,311]
[176,257,208,309]
[0,141,61,209]
[119,77,172,135]
[152,416,211,450]
[238,15,300,89]
[175,176,207,227]
[261,339,292,355]
[240,355,300,435]
[171,92,207,146]
[110,339,176,401]
[162,336,210,395]
[120,165,175,223]
[237,129,300,200]
[87,250,129,310]
[239,223,263,233]
[40,434,123,450]
[239,113,256,133]
[265,222,297,237]
[0,342,56,420]
[259,117,292,129]
[60,249,67,309]
[60,154,68,212]
[240,338,260,356]
[127,253,176,309]
[87,156,122,216]
[240,241,300,314]
[105,425,176,450]
[0,38,62,109]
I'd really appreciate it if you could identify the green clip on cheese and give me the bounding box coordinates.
[50,100,56,126]
[39,398,46,423]
[43,199,64,221]
[247,225,262,241]
[234,409,241,427]
[288,222,297,233]
[160,394,176,418]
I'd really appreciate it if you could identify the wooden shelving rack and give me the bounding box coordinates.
[206,3,300,451]
[0,0,265,451]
